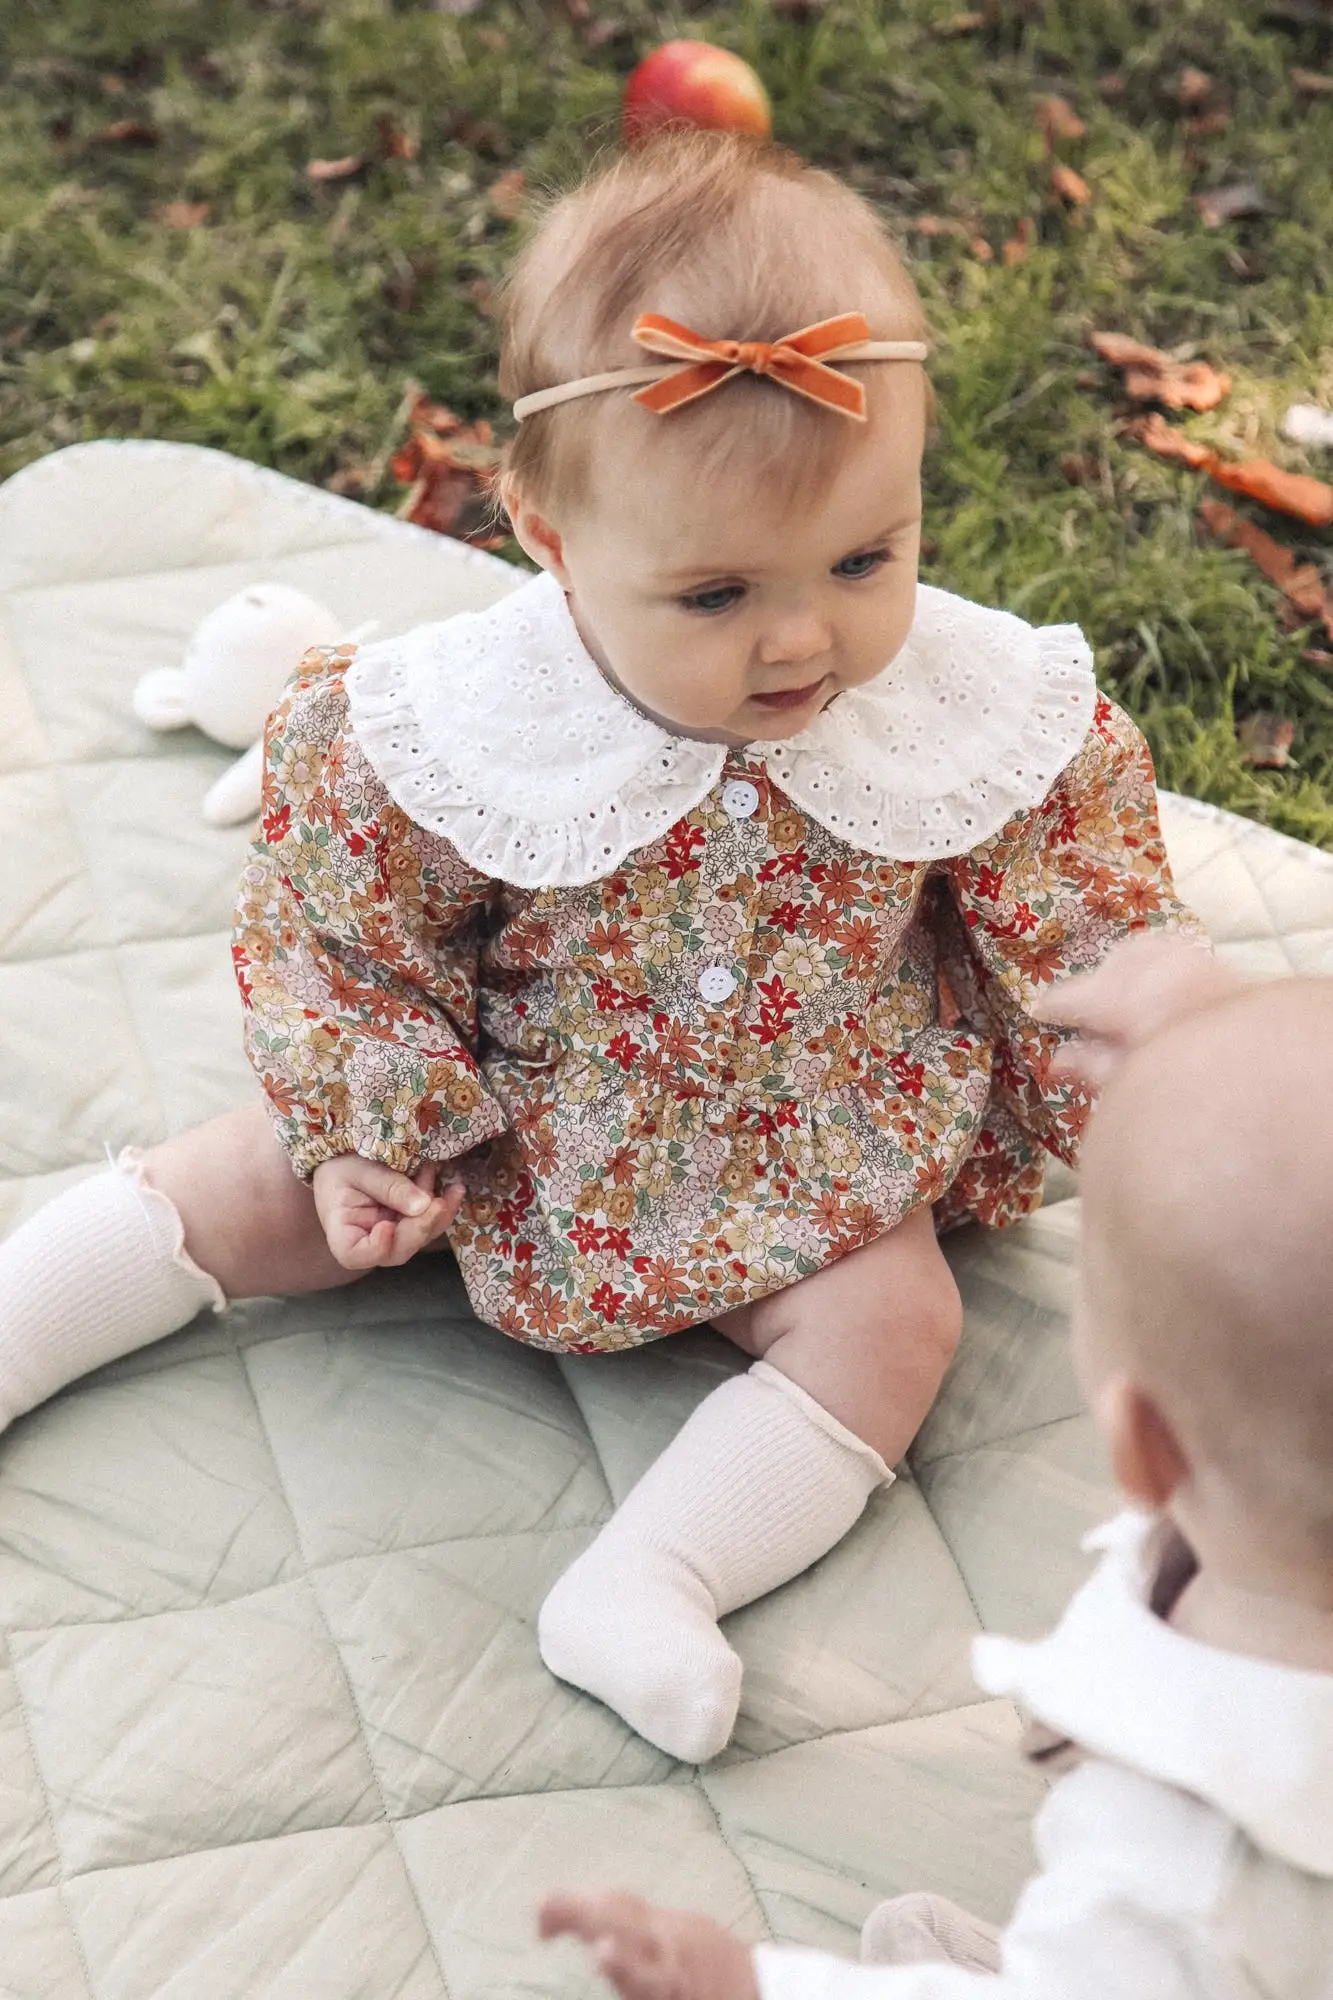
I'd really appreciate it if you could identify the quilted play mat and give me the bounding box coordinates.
[1,441,1331,2000]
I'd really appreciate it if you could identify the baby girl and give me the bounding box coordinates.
[542,934,1333,1996]
[0,134,1195,1763]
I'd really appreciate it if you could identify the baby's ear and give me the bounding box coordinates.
[1097,1375,1191,1511]
[505,489,571,584]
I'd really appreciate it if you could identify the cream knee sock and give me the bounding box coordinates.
[537,1360,892,1763]
[860,1893,1003,1973]
[0,1152,224,1432]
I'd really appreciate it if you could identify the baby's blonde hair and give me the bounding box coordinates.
[498,132,929,518]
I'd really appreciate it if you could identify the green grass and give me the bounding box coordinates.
[3,0,1333,842]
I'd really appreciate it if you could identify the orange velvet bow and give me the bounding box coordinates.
[631,312,876,420]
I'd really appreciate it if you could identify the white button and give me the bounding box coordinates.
[698,965,737,1005]
[721,779,760,820]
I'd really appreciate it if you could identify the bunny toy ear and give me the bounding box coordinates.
[132,667,192,732]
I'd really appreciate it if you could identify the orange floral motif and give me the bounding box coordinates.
[235,674,1200,1354]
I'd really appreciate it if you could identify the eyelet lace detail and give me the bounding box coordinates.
[347,572,1097,886]
[763,586,1097,861]
[348,574,724,886]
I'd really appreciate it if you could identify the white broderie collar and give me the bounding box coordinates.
[346,569,1096,888]
[974,1510,1333,1878]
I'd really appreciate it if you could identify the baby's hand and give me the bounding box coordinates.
[312,1156,462,1270]
[539,1889,759,2000]
[1033,932,1241,1089]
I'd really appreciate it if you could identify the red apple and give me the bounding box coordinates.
[623,41,772,146]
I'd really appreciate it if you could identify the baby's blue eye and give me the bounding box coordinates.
[682,583,744,614]
[833,549,889,580]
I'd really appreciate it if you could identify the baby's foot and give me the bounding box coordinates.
[538,1539,743,1763]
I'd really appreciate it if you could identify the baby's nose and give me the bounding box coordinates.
[757,608,832,664]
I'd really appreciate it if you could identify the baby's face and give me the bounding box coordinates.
[517,369,925,745]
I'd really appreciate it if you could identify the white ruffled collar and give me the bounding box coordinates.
[346,569,1095,888]
[974,1510,1333,1877]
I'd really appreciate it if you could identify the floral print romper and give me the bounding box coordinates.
[234,573,1198,1353]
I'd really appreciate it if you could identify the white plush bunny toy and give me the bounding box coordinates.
[133,583,363,825]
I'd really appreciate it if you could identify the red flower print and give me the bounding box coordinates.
[589,1283,627,1324]
[606,1031,641,1072]
[567,1217,605,1256]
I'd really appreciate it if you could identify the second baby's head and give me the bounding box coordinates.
[498,134,930,746]
[1074,956,1333,1603]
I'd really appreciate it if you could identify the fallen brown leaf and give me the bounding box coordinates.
[154,200,210,229]
[306,155,366,182]
[1175,66,1214,105]
[391,387,504,547]
[376,115,417,162]
[1002,216,1035,264]
[93,119,159,147]
[1091,333,1231,412]
[1237,711,1296,768]
[1185,108,1230,136]
[1060,451,1100,485]
[1035,94,1087,141]
[1195,180,1265,226]
[932,10,986,33]
[1097,72,1126,100]
[1200,497,1333,639]
[1051,163,1091,205]
[487,168,527,219]
[1291,65,1333,92]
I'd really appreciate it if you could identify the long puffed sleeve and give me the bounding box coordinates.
[233,648,510,1179]
[933,695,1202,1227]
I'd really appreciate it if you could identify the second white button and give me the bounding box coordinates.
[721,779,760,819]
[697,965,738,1005]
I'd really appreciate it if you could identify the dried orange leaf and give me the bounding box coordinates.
[1051,163,1091,205]
[1200,497,1333,637]
[1002,216,1035,264]
[1091,334,1231,412]
[1208,454,1333,527]
[1195,180,1265,227]
[1036,94,1087,141]
[1136,420,1333,528]
[306,155,366,182]
[488,168,527,219]
[932,11,986,34]
[1236,711,1295,768]
[154,200,210,229]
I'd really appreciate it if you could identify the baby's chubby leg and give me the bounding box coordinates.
[538,1207,961,1763]
[0,1101,354,1432]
